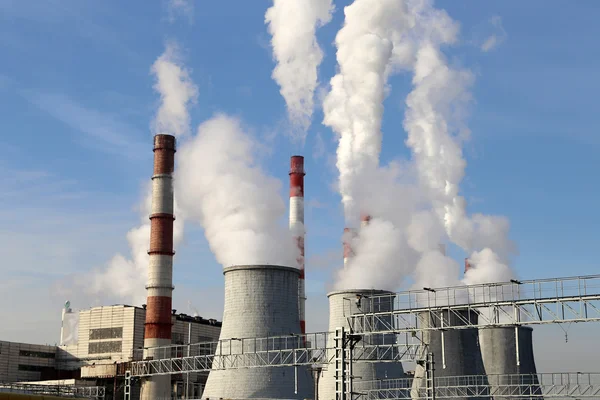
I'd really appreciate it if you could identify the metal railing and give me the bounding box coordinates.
[0,382,105,398]
[130,331,420,376]
[129,274,600,377]
[347,274,600,333]
[357,372,600,399]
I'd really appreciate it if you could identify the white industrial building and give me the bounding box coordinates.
[0,341,59,383]
[0,304,221,399]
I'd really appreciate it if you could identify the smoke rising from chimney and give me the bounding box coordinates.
[84,42,193,305]
[265,0,334,143]
[151,42,198,138]
[328,0,516,290]
[176,114,298,268]
[323,0,416,223]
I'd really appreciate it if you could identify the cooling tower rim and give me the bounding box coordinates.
[327,289,394,298]
[478,325,533,332]
[223,264,300,275]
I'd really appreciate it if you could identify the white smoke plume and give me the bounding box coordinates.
[80,42,194,305]
[176,114,298,268]
[87,186,185,305]
[265,0,334,143]
[323,0,417,222]
[328,0,516,291]
[401,14,516,284]
[151,42,199,137]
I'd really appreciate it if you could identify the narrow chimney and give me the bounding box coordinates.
[289,155,306,335]
[343,227,355,267]
[360,213,371,228]
[464,258,471,274]
[142,134,176,399]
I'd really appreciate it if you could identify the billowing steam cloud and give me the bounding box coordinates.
[327,0,515,291]
[323,0,416,223]
[176,114,298,268]
[265,0,334,142]
[86,43,196,304]
[151,42,198,137]
[402,8,515,286]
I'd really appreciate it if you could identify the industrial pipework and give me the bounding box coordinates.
[289,155,306,334]
[141,134,176,400]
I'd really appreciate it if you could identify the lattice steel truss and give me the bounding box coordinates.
[128,274,600,383]
[130,331,421,376]
[347,274,600,334]
[0,382,105,398]
[357,373,600,399]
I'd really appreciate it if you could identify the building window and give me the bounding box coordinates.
[18,364,44,372]
[19,350,56,359]
[88,341,122,354]
[89,327,123,340]
[172,332,184,344]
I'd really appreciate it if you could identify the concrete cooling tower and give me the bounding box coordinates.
[202,265,312,399]
[479,326,542,398]
[319,290,405,400]
[411,310,486,400]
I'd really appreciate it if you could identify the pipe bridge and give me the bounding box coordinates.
[129,274,600,377]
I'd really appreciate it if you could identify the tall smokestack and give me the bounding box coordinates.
[343,227,355,267]
[289,155,306,334]
[360,213,371,227]
[465,258,471,274]
[141,134,176,400]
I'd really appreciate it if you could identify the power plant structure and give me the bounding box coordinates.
[479,326,541,398]
[289,155,306,335]
[319,289,405,400]
[6,142,594,400]
[411,309,486,399]
[141,134,177,400]
[201,265,312,399]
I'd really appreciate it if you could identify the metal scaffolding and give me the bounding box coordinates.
[357,372,600,399]
[347,274,600,334]
[130,274,600,377]
[129,330,419,376]
[0,382,105,398]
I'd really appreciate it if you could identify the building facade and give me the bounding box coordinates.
[0,341,59,383]
[0,305,221,399]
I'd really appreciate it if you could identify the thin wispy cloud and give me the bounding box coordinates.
[313,131,326,160]
[24,91,147,158]
[168,0,194,24]
[479,16,507,52]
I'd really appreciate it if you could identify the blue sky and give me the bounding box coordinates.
[1,0,599,370]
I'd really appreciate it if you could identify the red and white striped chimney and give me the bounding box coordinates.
[464,258,471,274]
[360,213,371,228]
[289,155,306,335]
[142,134,176,399]
[342,227,355,267]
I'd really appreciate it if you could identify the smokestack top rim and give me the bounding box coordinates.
[223,264,300,275]
[327,289,394,298]
[153,134,177,151]
[289,155,305,175]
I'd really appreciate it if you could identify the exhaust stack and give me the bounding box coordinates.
[342,227,355,267]
[289,155,306,334]
[360,213,371,227]
[141,134,176,400]
[465,258,471,274]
